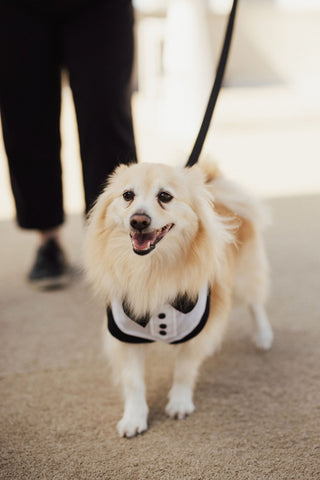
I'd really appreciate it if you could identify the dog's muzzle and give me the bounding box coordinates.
[129,212,174,255]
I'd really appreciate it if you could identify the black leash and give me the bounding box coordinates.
[186,0,238,168]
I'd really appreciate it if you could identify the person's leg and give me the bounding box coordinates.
[0,4,63,230]
[62,0,137,213]
[0,5,71,287]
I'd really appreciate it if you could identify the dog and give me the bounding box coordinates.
[84,160,273,437]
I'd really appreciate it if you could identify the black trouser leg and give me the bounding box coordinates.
[63,0,137,212]
[0,5,63,229]
[0,0,137,226]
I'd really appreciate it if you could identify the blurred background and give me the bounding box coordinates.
[1,0,320,219]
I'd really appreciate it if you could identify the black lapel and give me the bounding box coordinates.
[107,307,153,344]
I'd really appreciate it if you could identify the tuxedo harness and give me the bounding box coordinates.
[107,285,211,344]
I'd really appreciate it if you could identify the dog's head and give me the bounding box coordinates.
[84,162,232,304]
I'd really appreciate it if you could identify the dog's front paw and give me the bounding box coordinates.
[117,412,148,438]
[166,385,195,420]
[166,398,195,419]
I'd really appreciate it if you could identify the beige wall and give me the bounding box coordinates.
[134,1,320,88]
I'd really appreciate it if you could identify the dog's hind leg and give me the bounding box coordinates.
[234,233,273,350]
[106,334,149,437]
[249,303,273,350]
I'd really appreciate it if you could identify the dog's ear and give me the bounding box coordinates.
[185,159,221,184]
[198,158,222,184]
[112,163,130,178]
[86,187,112,230]
[86,169,118,231]
[87,163,130,220]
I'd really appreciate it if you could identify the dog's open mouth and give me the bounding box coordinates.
[130,224,174,255]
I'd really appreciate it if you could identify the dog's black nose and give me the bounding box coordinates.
[130,212,151,231]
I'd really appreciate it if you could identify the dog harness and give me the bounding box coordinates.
[107,285,210,344]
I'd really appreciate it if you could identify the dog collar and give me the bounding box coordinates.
[107,285,210,344]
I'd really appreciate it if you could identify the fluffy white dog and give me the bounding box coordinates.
[84,161,273,437]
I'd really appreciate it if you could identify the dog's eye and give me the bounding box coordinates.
[158,191,173,203]
[123,190,135,202]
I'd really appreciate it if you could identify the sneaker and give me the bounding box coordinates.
[27,238,71,289]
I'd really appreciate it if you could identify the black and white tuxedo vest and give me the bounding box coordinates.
[107,284,210,344]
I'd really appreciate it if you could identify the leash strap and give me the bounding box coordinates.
[186,0,238,168]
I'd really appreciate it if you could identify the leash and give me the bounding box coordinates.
[186,0,238,168]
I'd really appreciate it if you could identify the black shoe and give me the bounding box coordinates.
[27,238,71,289]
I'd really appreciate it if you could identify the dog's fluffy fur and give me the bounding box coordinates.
[84,160,273,437]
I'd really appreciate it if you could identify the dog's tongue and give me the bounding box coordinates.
[131,231,157,250]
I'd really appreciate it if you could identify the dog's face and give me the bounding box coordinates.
[102,163,207,258]
[85,161,232,306]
